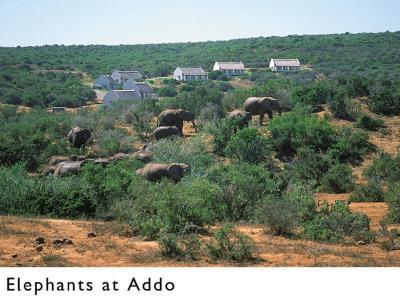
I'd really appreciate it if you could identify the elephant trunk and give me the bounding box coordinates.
[192,120,197,132]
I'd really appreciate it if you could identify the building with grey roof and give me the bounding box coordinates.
[111,70,143,84]
[94,75,118,90]
[269,58,301,72]
[103,90,142,107]
[213,61,245,76]
[122,80,158,99]
[173,67,208,82]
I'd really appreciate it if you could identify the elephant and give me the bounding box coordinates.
[244,96,282,125]
[53,161,86,177]
[47,155,85,166]
[129,150,153,163]
[158,109,196,135]
[153,126,182,140]
[228,110,252,129]
[67,127,92,148]
[136,163,191,183]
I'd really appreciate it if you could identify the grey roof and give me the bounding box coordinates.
[113,90,141,100]
[133,82,154,93]
[106,75,117,84]
[115,70,142,80]
[271,58,301,67]
[215,61,244,70]
[179,67,207,76]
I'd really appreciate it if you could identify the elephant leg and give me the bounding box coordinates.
[267,111,273,120]
[259,113,264,125]
[176,121,183,134]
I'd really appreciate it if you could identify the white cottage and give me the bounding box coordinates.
[173,67,208,82]
[269,58,301,72]
[122,80,157,99]
[111,70,143,84]
[213,61,245,76]
[103,90,142,107]
[94,75,118,90]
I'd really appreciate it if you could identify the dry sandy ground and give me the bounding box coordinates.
[1,209,400,267]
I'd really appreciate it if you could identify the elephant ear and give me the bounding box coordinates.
[167,163,184,181]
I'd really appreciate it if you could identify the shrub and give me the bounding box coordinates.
[368,86,400,115]
[304,201,371,242]
[385,182,400,223]
[206,223,255,262]
[158,233,201,260]
[328,88,360,120]
[258,183,315,235]
[207,163,278,221]
[349,179,385,202]
[355,114,384,131]
[157,85,178,97]
[268,112,336,158]
[364,152,400,184]
[204,118,238,156]
[225,128,271,164]
[149,135,214,177]
[320,164,354,193]
[328,128,372,165]
[290,80,333,109]
[126,178,224,239]
[198,102,224,123]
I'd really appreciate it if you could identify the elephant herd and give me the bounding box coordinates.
[51,96,281,183]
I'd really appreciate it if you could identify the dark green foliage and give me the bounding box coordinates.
[0,110,74,170]
[207,163,279,221]
[320,164,354,193]
[328,128,372,165]
[206,223,255,262]
[385,182,400,223]
[126,178,224,239]
[355,114,384,131]
[364,152,400,184]
[258,183,315,235]
[349,179,385,202]
[157,85,178,97]
[0,67,95,107]
[158,234,201,260]
[290,80,333,109]
[204,118,238,156]
[268,112,336,158]
[0,164,96,217]
[225,128,271,164]
[328,87,359,120]
[368,85,400,115]
[304,201,371,242]
[282,147,331,187]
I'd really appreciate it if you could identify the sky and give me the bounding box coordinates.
[0,0,399,47]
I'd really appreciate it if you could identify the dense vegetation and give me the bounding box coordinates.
[2,31,400,261]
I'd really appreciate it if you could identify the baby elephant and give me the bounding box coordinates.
[153,126,181,140]
[136,163,190,183]
[229,110,252,129]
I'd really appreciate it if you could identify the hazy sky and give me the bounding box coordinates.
[0,0,399,46]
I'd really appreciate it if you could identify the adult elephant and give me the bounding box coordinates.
[228,110,252,129]
[54,161,86,177]
[157,109,196,135]
[67,127,92,148]
[153,126,181,140]
[244,97,282,125]
[136,163,190,183]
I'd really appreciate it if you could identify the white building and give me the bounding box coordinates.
[173,67,208,82]
[213,61,245,76]
[103,90,142,107]
[111,70,143,84]
[269,58,301,72]
[122,80,158,99]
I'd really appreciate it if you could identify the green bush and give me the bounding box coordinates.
[368,86,400,116]
[157,85,178,97]
[207,163,278,221]
[125,178,224,239]
[349,179,385,202]
[225,128,271,164]
[158,233,201,260]
[328,88,360,120]
[204,118,238,156]
[320,164,354,193]
[206,223,255,262]
[364,152,400,184]
[268,112,336,158]
[355,114,384,131]
[385,182,400,223]
[258,183,315,235]
[290,80,333,109]
[304,201,371,242]
[328,128,372,165]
